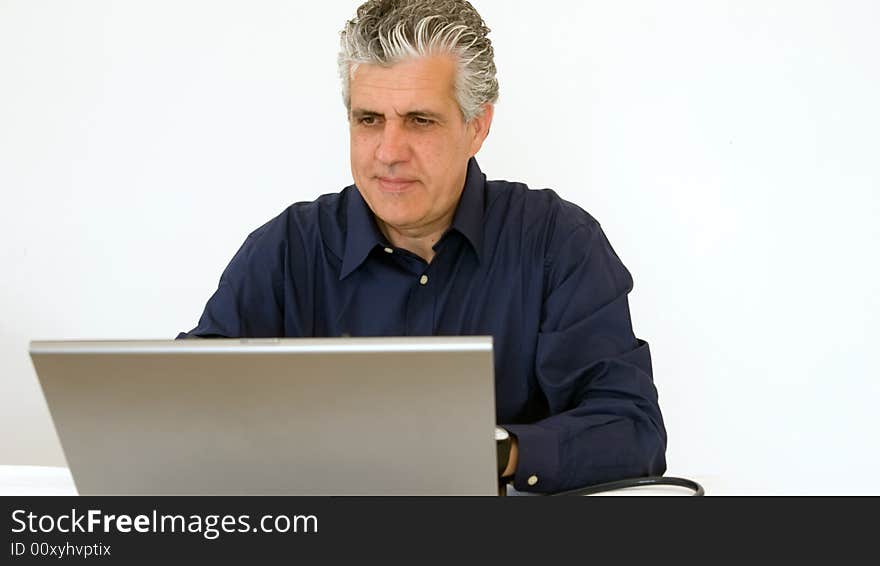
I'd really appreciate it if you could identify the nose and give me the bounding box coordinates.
[375,120,411,166]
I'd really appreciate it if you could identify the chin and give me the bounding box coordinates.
[372,207,424,230]
[364,188,422,216]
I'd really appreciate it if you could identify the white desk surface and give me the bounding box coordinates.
[0,465,77,496]
[0,465,717,496]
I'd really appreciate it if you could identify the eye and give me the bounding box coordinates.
[359,115,377,126]
[411,116,434,126]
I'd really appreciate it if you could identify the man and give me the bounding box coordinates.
[179,0,666,494]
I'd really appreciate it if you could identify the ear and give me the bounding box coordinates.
[468,103,494,157]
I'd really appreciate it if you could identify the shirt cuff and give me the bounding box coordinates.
[501,423,561,493]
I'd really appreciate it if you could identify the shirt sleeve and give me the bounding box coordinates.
[176,221,287,339]
[502,211,667,493]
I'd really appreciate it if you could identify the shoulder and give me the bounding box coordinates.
[487,178,598,226]
[238,189,349,259]
[483,178,632,295]
[232,187,355,263]
[484,178,602,257]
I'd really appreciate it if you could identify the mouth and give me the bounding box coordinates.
[376,177,417,193]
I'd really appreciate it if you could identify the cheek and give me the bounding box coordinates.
[350,132,374,162]
[415,135,459,169]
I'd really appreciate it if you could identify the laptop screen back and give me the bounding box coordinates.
[29,337,497,495]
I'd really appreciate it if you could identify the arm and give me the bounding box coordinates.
[502,215,667,493]
[177,220,287,339]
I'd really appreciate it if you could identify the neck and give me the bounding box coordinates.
[378,213,454,264]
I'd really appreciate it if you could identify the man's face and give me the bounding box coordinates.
[348,55,491,239]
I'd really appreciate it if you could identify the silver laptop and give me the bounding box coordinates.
[29,337,498,496]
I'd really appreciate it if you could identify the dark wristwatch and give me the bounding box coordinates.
[495,426,513,478]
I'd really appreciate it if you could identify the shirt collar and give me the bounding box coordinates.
[340,157,486,280]
[446,157,486,262]
[340,187,386,280]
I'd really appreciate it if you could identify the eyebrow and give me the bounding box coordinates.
[350,108,444,121]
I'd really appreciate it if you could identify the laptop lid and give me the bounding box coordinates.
[29,337,497,495]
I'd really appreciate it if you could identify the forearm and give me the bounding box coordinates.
[504,408,665,493]
[503,341,666,493]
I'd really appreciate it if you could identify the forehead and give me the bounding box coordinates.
[349,55,458,112]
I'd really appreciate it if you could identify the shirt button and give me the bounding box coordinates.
[527,475,539,486]
[383,247,393,254]
[419,275,428,285]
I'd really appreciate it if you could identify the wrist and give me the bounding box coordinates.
[502,436,518,478]
[495,426,517,479]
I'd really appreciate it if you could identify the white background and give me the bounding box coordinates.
[1,0,878,494]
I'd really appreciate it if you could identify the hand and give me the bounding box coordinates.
[502,436,518,478]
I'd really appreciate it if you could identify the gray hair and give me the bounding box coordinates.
[338,0,499,122]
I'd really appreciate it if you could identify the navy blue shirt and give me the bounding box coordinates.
[179,158,666,493]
